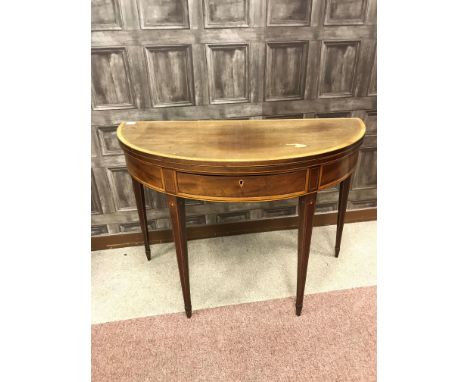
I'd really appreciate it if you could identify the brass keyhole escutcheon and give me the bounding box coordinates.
[239,179,244,188]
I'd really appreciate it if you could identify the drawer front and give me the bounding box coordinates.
[126,155,164,190]
[176,170,308,201]
[319,151,359,188]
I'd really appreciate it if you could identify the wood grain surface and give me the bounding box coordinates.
[117,118,365,163]
[117,118,364,204]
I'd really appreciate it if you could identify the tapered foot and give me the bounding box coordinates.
[335,246,340,258]
[295,304,302,316]
[185,306,192,318]
[145,247,151,261]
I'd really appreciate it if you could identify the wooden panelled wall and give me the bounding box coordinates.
[91,0,377,236]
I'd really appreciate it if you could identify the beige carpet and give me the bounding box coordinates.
[92,221,376,324]
[92,286,376,382]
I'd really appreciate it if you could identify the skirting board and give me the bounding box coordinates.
[91,208,376,251]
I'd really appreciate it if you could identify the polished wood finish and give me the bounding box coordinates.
[319,151,359,188]
[336,176,352,258]
[127,159,163,190]
[118,119,365,203]
[117,118,365,317]
[167,195,192,318]
[118,119,366,165]
[91,208,377,251]
[296,192,317,316]
[131,177,151,261]
[176,170,308,202]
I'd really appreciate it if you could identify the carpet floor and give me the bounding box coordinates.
[92,222,376,324]
[92,286,376,382]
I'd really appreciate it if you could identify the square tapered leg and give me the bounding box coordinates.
[167,195,192,318]
[296,192,317,316]
[131,178,151,261]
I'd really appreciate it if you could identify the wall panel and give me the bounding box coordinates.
[324,0,368,25]
[137,0,189,29]
[107,167,137,211]
[319,41,360,98]
[267,0,312,26]
[91,0,122,30]
[91,48,135,110]
[206,44,249,104]
[265,41,308,101]
[368,51,377,95]
[91,171,102,215]
[145,45,195,107]
[96,125,122,155]
[203,0,249,28]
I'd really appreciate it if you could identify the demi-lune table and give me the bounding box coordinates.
[117,118,365,318]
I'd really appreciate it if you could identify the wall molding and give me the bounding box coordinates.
[91,207,376,251]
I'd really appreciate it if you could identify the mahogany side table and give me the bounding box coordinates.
[117,118,365,318]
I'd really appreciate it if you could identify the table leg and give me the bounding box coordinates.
[131,177,151,261]
[167,195,192,318]
[335,175,352,258]
[296,192,317,316]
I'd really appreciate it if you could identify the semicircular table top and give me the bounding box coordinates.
[117,118,366,164]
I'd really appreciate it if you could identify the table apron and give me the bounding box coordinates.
[124,150,359,202]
